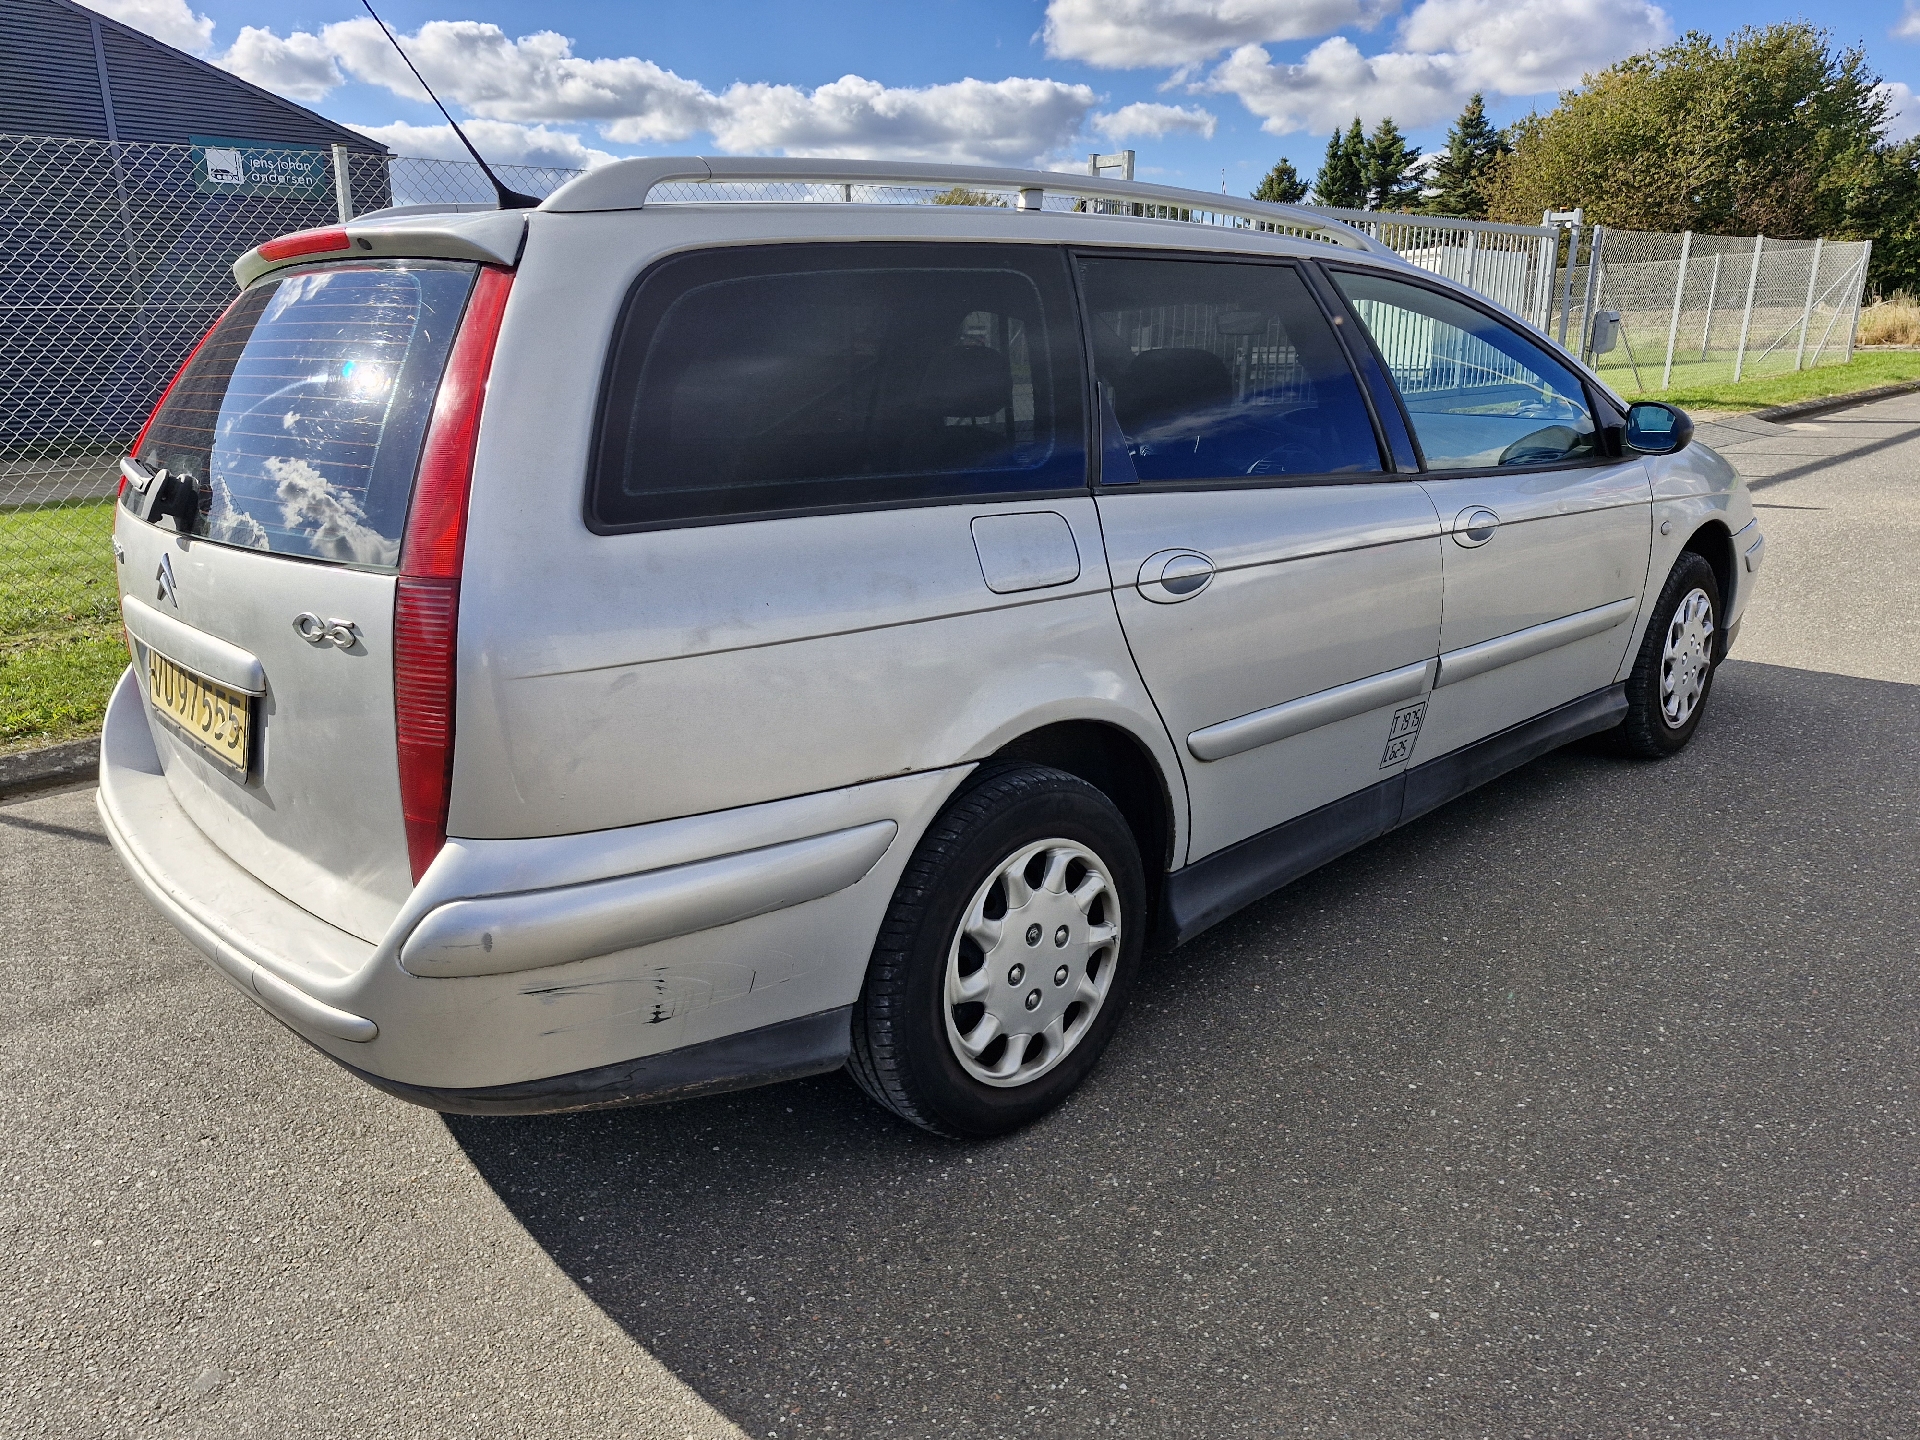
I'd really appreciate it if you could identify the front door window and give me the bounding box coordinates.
[1331,271,1598,471]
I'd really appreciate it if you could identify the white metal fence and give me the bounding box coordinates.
[0,131,1875,609]
[1301,204,1563,332]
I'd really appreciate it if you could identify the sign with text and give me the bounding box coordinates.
[191,136,331,198]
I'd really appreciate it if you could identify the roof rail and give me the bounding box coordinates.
[540,156,1394,256]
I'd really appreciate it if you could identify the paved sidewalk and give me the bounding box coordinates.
[1696,393,1920,684]
[0,784,745,1440]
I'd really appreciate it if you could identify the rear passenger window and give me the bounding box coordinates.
[1075,255,1382,483]
[590,245,1086,529]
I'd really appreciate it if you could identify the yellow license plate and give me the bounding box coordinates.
[146,649,251,774]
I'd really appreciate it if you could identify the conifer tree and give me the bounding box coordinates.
[1364,117,1423,211]
[1253,157,1309,204]
[1311,119,1368,208]
[1424,93,1508,217]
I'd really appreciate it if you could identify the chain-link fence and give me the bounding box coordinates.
[0,131,1878,665]
[1552,226,1871,395]
[0,133,582,660]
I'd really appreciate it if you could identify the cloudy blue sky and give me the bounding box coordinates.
[94,0,1920,192]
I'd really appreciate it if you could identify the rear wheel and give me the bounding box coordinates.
[1612,551,1722,757]
[848,765,1146,1137]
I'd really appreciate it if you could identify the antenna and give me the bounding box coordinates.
[358,0,539,210]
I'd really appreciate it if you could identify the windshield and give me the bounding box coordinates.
[134,261,477,567]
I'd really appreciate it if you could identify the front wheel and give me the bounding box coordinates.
[847,765,1146,1137]
[1611,550,1723,757]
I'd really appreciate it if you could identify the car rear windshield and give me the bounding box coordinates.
[134,261,477,568]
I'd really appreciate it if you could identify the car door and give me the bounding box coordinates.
[1326,267,1652,769]
[1079,251,1445,865]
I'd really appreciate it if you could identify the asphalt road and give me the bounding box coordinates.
[5,396,1918,1438]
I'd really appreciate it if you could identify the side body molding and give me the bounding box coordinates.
[1187,660,1432,762]
[1162,683,1628,947]
[1434,597,1637,689]
[399,821,898,978]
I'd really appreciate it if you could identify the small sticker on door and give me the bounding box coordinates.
[1381,701,1428,768]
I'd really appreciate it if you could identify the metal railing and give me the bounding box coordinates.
[1299,205,1562,332]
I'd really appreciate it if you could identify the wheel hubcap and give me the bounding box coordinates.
[1660,586,1715,728]
[944,839,1121,1088]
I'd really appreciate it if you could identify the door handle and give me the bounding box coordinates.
[1452,507,1500,548]
[1137,549,1214,604]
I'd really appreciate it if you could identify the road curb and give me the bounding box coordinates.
[1752,379,1920,424]
[0,738,100,801]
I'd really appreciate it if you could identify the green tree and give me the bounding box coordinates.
[1364,117,1423,211]
[1253,157,1309,204]
[1312,119,1368,208]
[1486,24,1887,237]
[1424,93,1508,217]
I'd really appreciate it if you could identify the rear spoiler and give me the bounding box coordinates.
[233,208,528,288]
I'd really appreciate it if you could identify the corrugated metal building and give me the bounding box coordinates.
[0,0,392,457]
[0,0,386,151]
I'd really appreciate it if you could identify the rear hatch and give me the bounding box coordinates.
[115,256,491,941]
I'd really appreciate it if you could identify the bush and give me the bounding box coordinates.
[1857,296,1920,346]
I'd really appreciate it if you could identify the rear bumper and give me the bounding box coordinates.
[96,668,382,1043]
[336,1006,853,1115]
[97,666,964,1103]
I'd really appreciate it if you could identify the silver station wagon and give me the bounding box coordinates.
[101,158,1764,1136]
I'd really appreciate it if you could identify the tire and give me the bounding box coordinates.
[847,764,1147,1137]
[1611,550,1723,758]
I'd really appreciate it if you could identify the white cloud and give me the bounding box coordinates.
[1210,38,1459,133]
[1094,102,1219,140]
[1395,0,1671,96]
[348,120,620,170]
[1881,82,1920,142]
[218,27,341,101]
[708,75,1099,165]
[322,18,724,139]
[1043,0,1397,69]
[1897,4,1920,41]
[1209,0,1672,135]
[226,16,1099,167]
[88,0,214,55]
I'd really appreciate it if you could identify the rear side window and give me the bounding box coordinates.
[1075,255,1382,484]
[135,261,477,567]
[590,244,1087,529]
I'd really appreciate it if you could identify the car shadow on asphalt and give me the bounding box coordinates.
[445,661,1920,1439]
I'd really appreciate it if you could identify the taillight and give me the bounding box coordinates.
[258,226,352,262]
[393,265,515,883]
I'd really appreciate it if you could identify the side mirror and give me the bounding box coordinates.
[1624,401,1693,455]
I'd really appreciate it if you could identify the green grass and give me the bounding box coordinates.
[0,500,125,754]
[1594,349,1920,413]
[0,631,128,752]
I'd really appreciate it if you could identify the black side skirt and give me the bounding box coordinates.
[1160,684,1627,947]
[336,1006,854,1117]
